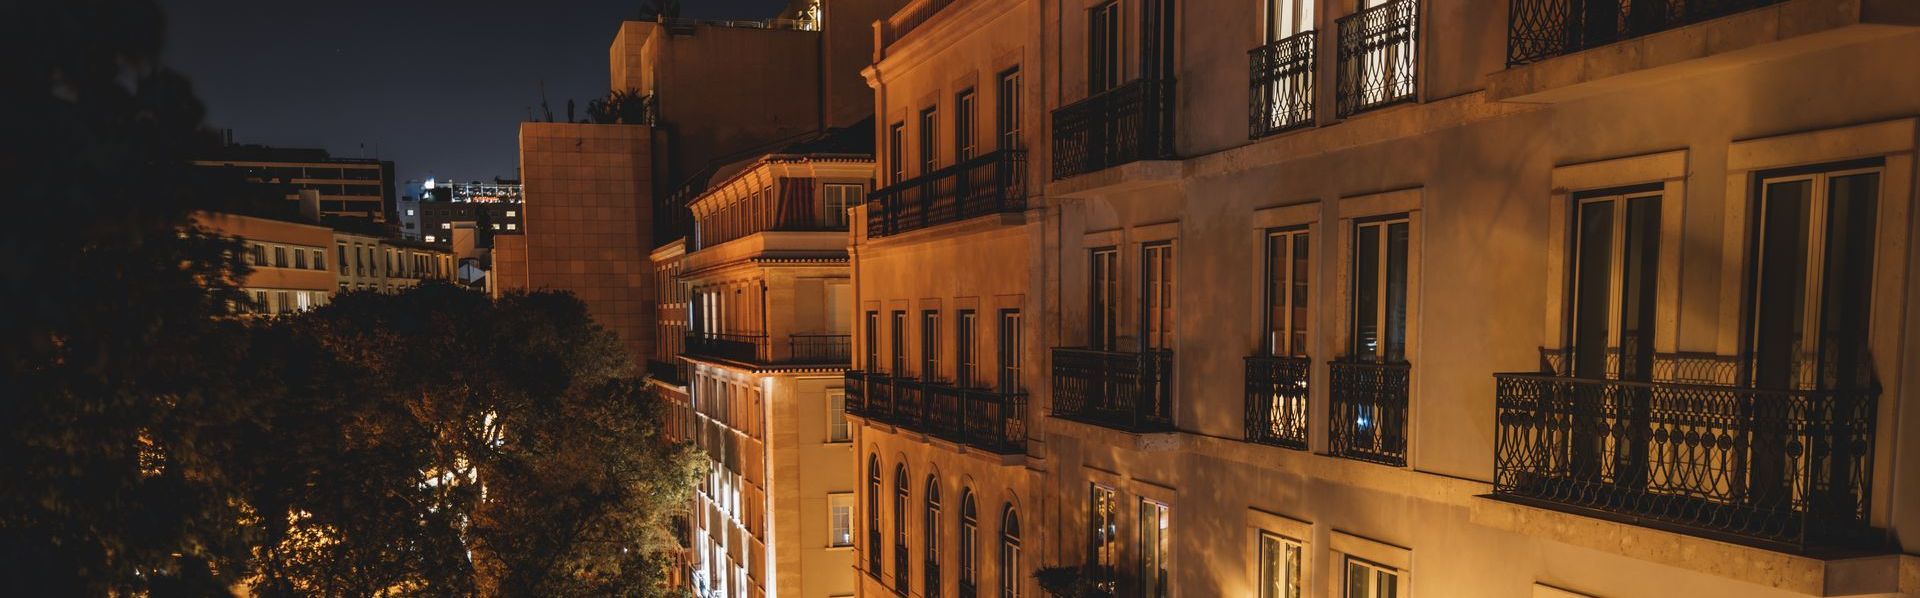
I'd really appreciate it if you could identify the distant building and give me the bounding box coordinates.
[398,178,524,245]
[191,192,336,317]
[326,215,456,293]
[195,143,398,224]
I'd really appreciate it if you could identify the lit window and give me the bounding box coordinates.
[1344,558,1399,598]
[425,235,437,242]
[828,392,849,442]
[829,493,854,547]
[441,222,451,229]
[506,223,517,230]
[406,209,416,216]
[506,210,516,217]
[1258,532,1304,598]
[492,223,501,230]
[1138,500,1169,598]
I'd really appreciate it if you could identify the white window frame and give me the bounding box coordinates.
[827,391,850,443]
[829,493,855,548]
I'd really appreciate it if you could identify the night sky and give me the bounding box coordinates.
[161,0,787,189]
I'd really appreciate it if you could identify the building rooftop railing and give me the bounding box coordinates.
[882,0,957,45]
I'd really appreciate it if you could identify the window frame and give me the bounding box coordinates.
[1349,215,1411,363]
[1264,228,1311,357]
[829,492,856,548]
[997,68,1023,151]
[955,89,978,162]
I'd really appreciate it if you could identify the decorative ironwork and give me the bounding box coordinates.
[1493,372,1878,549]
[1335,0,1419,118]
[962,388,1028,454]
[926,383,964,438]
[848,372,1026,455]
[868,150,1028,238]
[1245,355,1311,449]
[1328,360,1410,465]
[1507,0,1783,66]
[1051,78,1176,180]
[871,375,897,419]
[1050,348,1175,432]
[684,332,850,366]
[684,332,764,363]
[845,371,869,415]
[894,379,926,427]
[1249,30,1317,138]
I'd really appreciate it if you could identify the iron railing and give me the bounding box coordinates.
[1492,372,1877,550]
[846,372,1027,454]
[963,387,1029,454]
[1246,355,1311,450]
[1507,0,1783,66]
[894,378,926,427]
[683,332,851,366]
[868,149,1028,238]
[646,358,689,386]
[1335,0,1419,117]
[846,370,869,414]
[1250,30,1318,138]
[1328,360,1410,465]
[1051,348,1175,432]
[927,383,964,438]
[1051,78,1176,180]
[895,542,911,595]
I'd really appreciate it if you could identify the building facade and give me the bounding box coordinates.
[196,144,398,224]
[195,210,337,317]
[847,0,1920,597]
[402,178,525,244]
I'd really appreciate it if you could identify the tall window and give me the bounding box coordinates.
[1569,189,1662,381]
[922,310,943,382]
[1088,484,1118,590]
[1090,248,1120,350]
[272,246,288,268]
[293,248,308,269]
[828,392,850,442]
[1138,500,1170,598]
[1142,243,1175,350]
[893,311,909,376]
[867,311,882,371]
[999,310,1023,392]
[959,490,978,595]
[956,310,978,388]
[955,89,978,161]
[1344,557,1399,598]
[925,477,943,598]
[996,69,1023,150]
[1750,164,1880,391]
[830,493,855,547]
[1267,0,1314,41]
[1351,217,1409,362]
[890,123,907,184]
[824,183,864,229]
[920,107,941,175]
[1089,1,1125,93]
[1258,532,1304,598]
[1000,506,1022,598]
[1265,229,1311,356]
[895,464,912,593]
[869,456,884,574]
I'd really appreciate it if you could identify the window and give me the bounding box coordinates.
[895,464,911,593]
[922,310,943,382]
[311,249,324,271]
[1569,189,1661,380]
[830,493,855,547]
[441,222,451,229]
[406,208,416,216]
[1344,558,1399,598]
[506,223,516,231]
[293,248,308,269]
[892,311,909,376]
[889,123,907,184]
[1088,484,1118,590]
[1265,229,1310,356]
[1001,506,1022,598]
[1749,164,1880,391]
[824,183,863,229]
[425,235,436,243]
[956,310,978,388]
[925,477,943,598]
[274,291,291,315]
[251,290,268,314]
[505,210,516,217]
[997,68,1022,150]
[866,311,882,372]
[1138,500,1169,598]
[828,392,850,442]
[1351,217,1409,362]
[955,89,977,161]
[999,310,1023,392]
[247,244,265,267]
[1257,532,1304,598]
[1090,248,1120,350]
[1142,243,1175,350]
[959,490,978,595]
[869,457,884,574]
[491,223,501,230]
[1267,0,1314,41]
[272,246,288,268]
[1089,1,1125,93]
[920,107,940,175]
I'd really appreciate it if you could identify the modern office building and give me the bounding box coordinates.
[195,143,398,224]
[399,178,525,243]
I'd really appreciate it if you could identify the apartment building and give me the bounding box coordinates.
[848,0,1047,597]
[195,143,398,224]
[195,209,336,317]
[848,0,1920,596]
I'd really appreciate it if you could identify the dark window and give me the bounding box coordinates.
[1264,229,1310,356]
[1091,248,1120,350]
[955,89,977,161]
[920,107,940,175]
[889,123,907,184]
[999,310,1023,392]
[1351,217,1409,362]
[997,69,1023,150]
[956,310,978,388]
[922,310,942,382]
[1089,1,1125,93]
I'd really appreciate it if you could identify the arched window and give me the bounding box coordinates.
[1001,506,1022,598]
[867,456,882,575]
[925,476,943,598]
[894,465,912,593]
[959,489,978,596]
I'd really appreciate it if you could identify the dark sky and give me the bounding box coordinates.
[161,0,787,189]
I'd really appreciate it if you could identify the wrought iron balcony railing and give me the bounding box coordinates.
[683,332,851,366]
[1245,355,1311,449]
[1493,372,1877,550]
[844,372,1026,454]
[1051,348,1174,432]
[1328,359,1410,465]
[845,370,869,413]
[1249,30,1317,138]
[868,149,1028,238]
[895,542,911,595]
[646,358,689,386]
[1051,78,1176,180]
[1507,0,1783,66]
[1335,0,1419,118]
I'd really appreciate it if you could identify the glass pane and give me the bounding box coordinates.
[1266,234,1287,354]
[1754,179,1812,389]
[1572,200,1615,379]
[1346,561,1369,598]
[1291,233,1310,356]
[1377,569,1397,598]
[1285,543,1302,598]
[1258,535,1280,598]
[1620,196,1661,381]
[1384,222,1408,362]
[1821,173,1878,389]
[1354,225,1381,357]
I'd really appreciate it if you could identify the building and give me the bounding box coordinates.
[676,123,874,598]
[196,143,398,224]
[844,0,1920,597]
[400,178,525,243]
[193,202,336,318]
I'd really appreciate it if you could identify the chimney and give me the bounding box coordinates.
[297,189,322,221]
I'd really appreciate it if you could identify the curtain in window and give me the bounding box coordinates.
[778,177,816,229]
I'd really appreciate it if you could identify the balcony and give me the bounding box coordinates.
[646,358,689,386]
[867,149,1028,238]
[1245,355,1311,450]
[1492,372,1878,551]
[1327,360,1410,466]
[683,332,850,367]
[1334,0,1419,117]
[1249,30,1317,138]
[1050,78,1176,181]
[1050,348,1174,432]
[1507,0,1783,66]
[844,372,1028,455]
